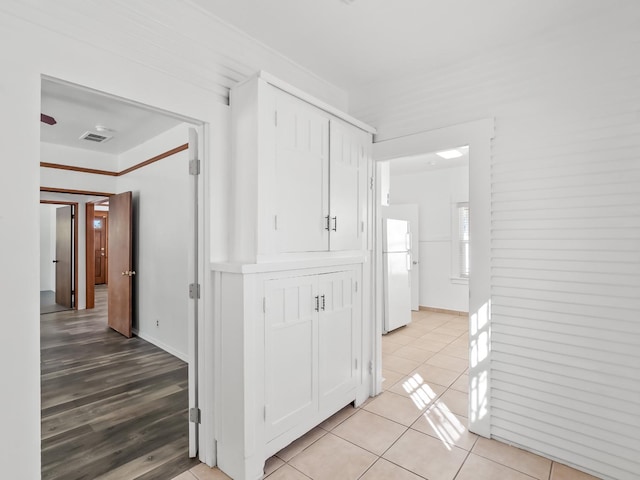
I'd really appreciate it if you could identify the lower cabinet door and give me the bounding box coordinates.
[318,270,358,413]
[264,275,318,441]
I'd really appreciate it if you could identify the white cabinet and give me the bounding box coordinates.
[215,72,375,480]
[230,72,374,262]
[214,263,366,480]
[264,270,359,442]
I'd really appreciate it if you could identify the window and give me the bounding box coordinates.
[453,202,469,280]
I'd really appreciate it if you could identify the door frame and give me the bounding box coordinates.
[41,200,78,310]
[372,118,495,438]
[39,75,215,465]
[86,203,109,309]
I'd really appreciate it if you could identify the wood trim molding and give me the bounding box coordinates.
[118,143,188,175]
[40,162,118,176]
[39,143,188,177]
[40,200,79,205]
[40,187,115,197]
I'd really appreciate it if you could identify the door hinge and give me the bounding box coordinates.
[354,281,358,293]
[189,158,201,175]
[368,361,373,375]
[189,283,200,299]
[355,358,358,370]
[361,221,364,233]
[189,407,201,424]
[370,177,374,190]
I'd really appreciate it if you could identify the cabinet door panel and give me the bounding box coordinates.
[275,92,330,253]
[318,271,357,412]
[330,121,368,251]
[265,276,318,440]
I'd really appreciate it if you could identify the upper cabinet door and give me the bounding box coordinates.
[274,91,330,253]
[329,120,369,251]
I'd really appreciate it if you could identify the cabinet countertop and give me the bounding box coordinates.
[211,254,368,274]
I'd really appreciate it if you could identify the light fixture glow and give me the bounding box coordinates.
[95,125,115,133]
[436,149,463,159]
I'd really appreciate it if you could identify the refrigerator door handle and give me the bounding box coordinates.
[405,232,411,251]
[407,252,412,271]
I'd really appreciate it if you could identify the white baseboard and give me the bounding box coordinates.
[132,328,188,362]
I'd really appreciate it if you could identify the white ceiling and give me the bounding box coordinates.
[41,79,185,155]
[40,2,609,153]
[389,147,468,176]
[189,0,608,92]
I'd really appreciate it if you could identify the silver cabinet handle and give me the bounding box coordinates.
[315,295,320,312]
[325,215,330,231]
[331,216,337,232]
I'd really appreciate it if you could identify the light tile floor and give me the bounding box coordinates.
[172,311,601,480]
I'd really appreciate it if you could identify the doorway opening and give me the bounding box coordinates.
[92,200,109,287]
[39,76,205,478]
[39,200,78,314]
[375,146,471,445]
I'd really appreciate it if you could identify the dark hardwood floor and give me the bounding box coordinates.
[40,290,73,315]
[41,285,198,480]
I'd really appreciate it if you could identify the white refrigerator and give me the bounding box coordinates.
[383,218,412,333]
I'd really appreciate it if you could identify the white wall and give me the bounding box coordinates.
[39,204,57,291]
[0,2,348,476]
[40,142,118,194]
[117,124,191,360]
[390,166,469,312]
[352,6,640,480]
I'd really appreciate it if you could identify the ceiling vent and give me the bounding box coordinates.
[79,131,112,143]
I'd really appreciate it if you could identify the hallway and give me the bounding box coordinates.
[41,285,197,479]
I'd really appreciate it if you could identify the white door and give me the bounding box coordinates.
[384,205,420,310]
[274,90,330,253]
[318,270,358,413]
[329,120,367,251]
[264,275,318,441]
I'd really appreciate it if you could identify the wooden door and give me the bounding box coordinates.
[274,90,330,253]
[94,212,108,285]
[55,206,73,308]
[108,192,133,338]
[318,270,358,413]
[329,121,368,251]
[264,275,318,441]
